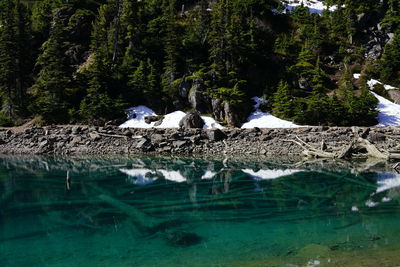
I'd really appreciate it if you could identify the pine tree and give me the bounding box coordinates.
[30,7,71,123]
[350,83,378,125]
[79,2,126,122]
[337,65,354,103]
[305,65,329,125]
[380,31,400,86]
[31,0,62,39]
[272,80,294,120]
[0,0,18,118]
[0,0,32,119]
[290,43,316,84]
[162,0,180,96]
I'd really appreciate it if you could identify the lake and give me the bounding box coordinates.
[1,156,400,266]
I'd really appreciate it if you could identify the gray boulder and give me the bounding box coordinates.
[388,89,400,104]
[179,112,205,129]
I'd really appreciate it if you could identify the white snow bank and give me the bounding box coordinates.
[201,116,224,129]
[243,169,300,180]
[156,111,186,128]
[352,74,400,126]
[241,97,300,129]
[120,106,224,129]
[371,92,400,126]
[119,106,156,128]
[282,0,337,14]
[368,79,397,90]
[353,74,398,91]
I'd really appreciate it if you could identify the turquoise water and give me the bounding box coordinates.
[1,156,400,266]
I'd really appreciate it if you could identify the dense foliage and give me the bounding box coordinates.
[0,0,399,126]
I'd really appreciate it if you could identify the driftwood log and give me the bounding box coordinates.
[285,135,400,161]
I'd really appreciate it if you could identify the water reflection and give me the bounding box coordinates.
[1,156,400,266]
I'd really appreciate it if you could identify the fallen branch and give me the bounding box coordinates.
[286,135,398,160]
[97,132,127,139]
[357,137,389,159]
[336,141,354,159]
[393,162,400,173]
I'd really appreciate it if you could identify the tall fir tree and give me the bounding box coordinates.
[79,1,125,122]
[30,6,71,123]
[272,80,294,120]
[0,0,32,119]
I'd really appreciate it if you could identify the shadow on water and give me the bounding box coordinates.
[1,155,400,266]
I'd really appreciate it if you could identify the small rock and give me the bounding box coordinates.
[151,134,165,144]
[136,138,153,152]
[70,137,82,146]
[207,129,226,142]
[172,140,187,148]
[145,115,160,124]
[89,132,101,141]
[71,126,81,135]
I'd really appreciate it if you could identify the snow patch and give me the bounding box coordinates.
[120,106,224,129]
[352,74,400,126]
[156,111,186,128]
[201,116,224,129]
[371,92,400,126]
[368,79,397,91]
[241,97,300,129]
[119,106,156,128]
[282,0,337,14]
[242,169,300,180]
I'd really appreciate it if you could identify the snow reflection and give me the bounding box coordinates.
[120,168,186,185]
[242,169,300,180]
[375,172,400,194]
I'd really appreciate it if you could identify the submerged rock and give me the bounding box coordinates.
[164,230,202,247]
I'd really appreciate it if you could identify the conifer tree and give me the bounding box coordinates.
[162,0,180,96]
[0,0,18,118]
[79,2,126,122]
[0,0,32,119]
[380,32,400,86]
[272,80,294,120]
[305,64,329,125]
[30,7,71,123]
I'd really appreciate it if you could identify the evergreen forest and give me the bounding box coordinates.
[0,0,400,127]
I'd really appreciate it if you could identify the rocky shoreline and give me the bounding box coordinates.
[0,125,400,157]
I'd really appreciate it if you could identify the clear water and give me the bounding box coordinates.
[1,156,400,266]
